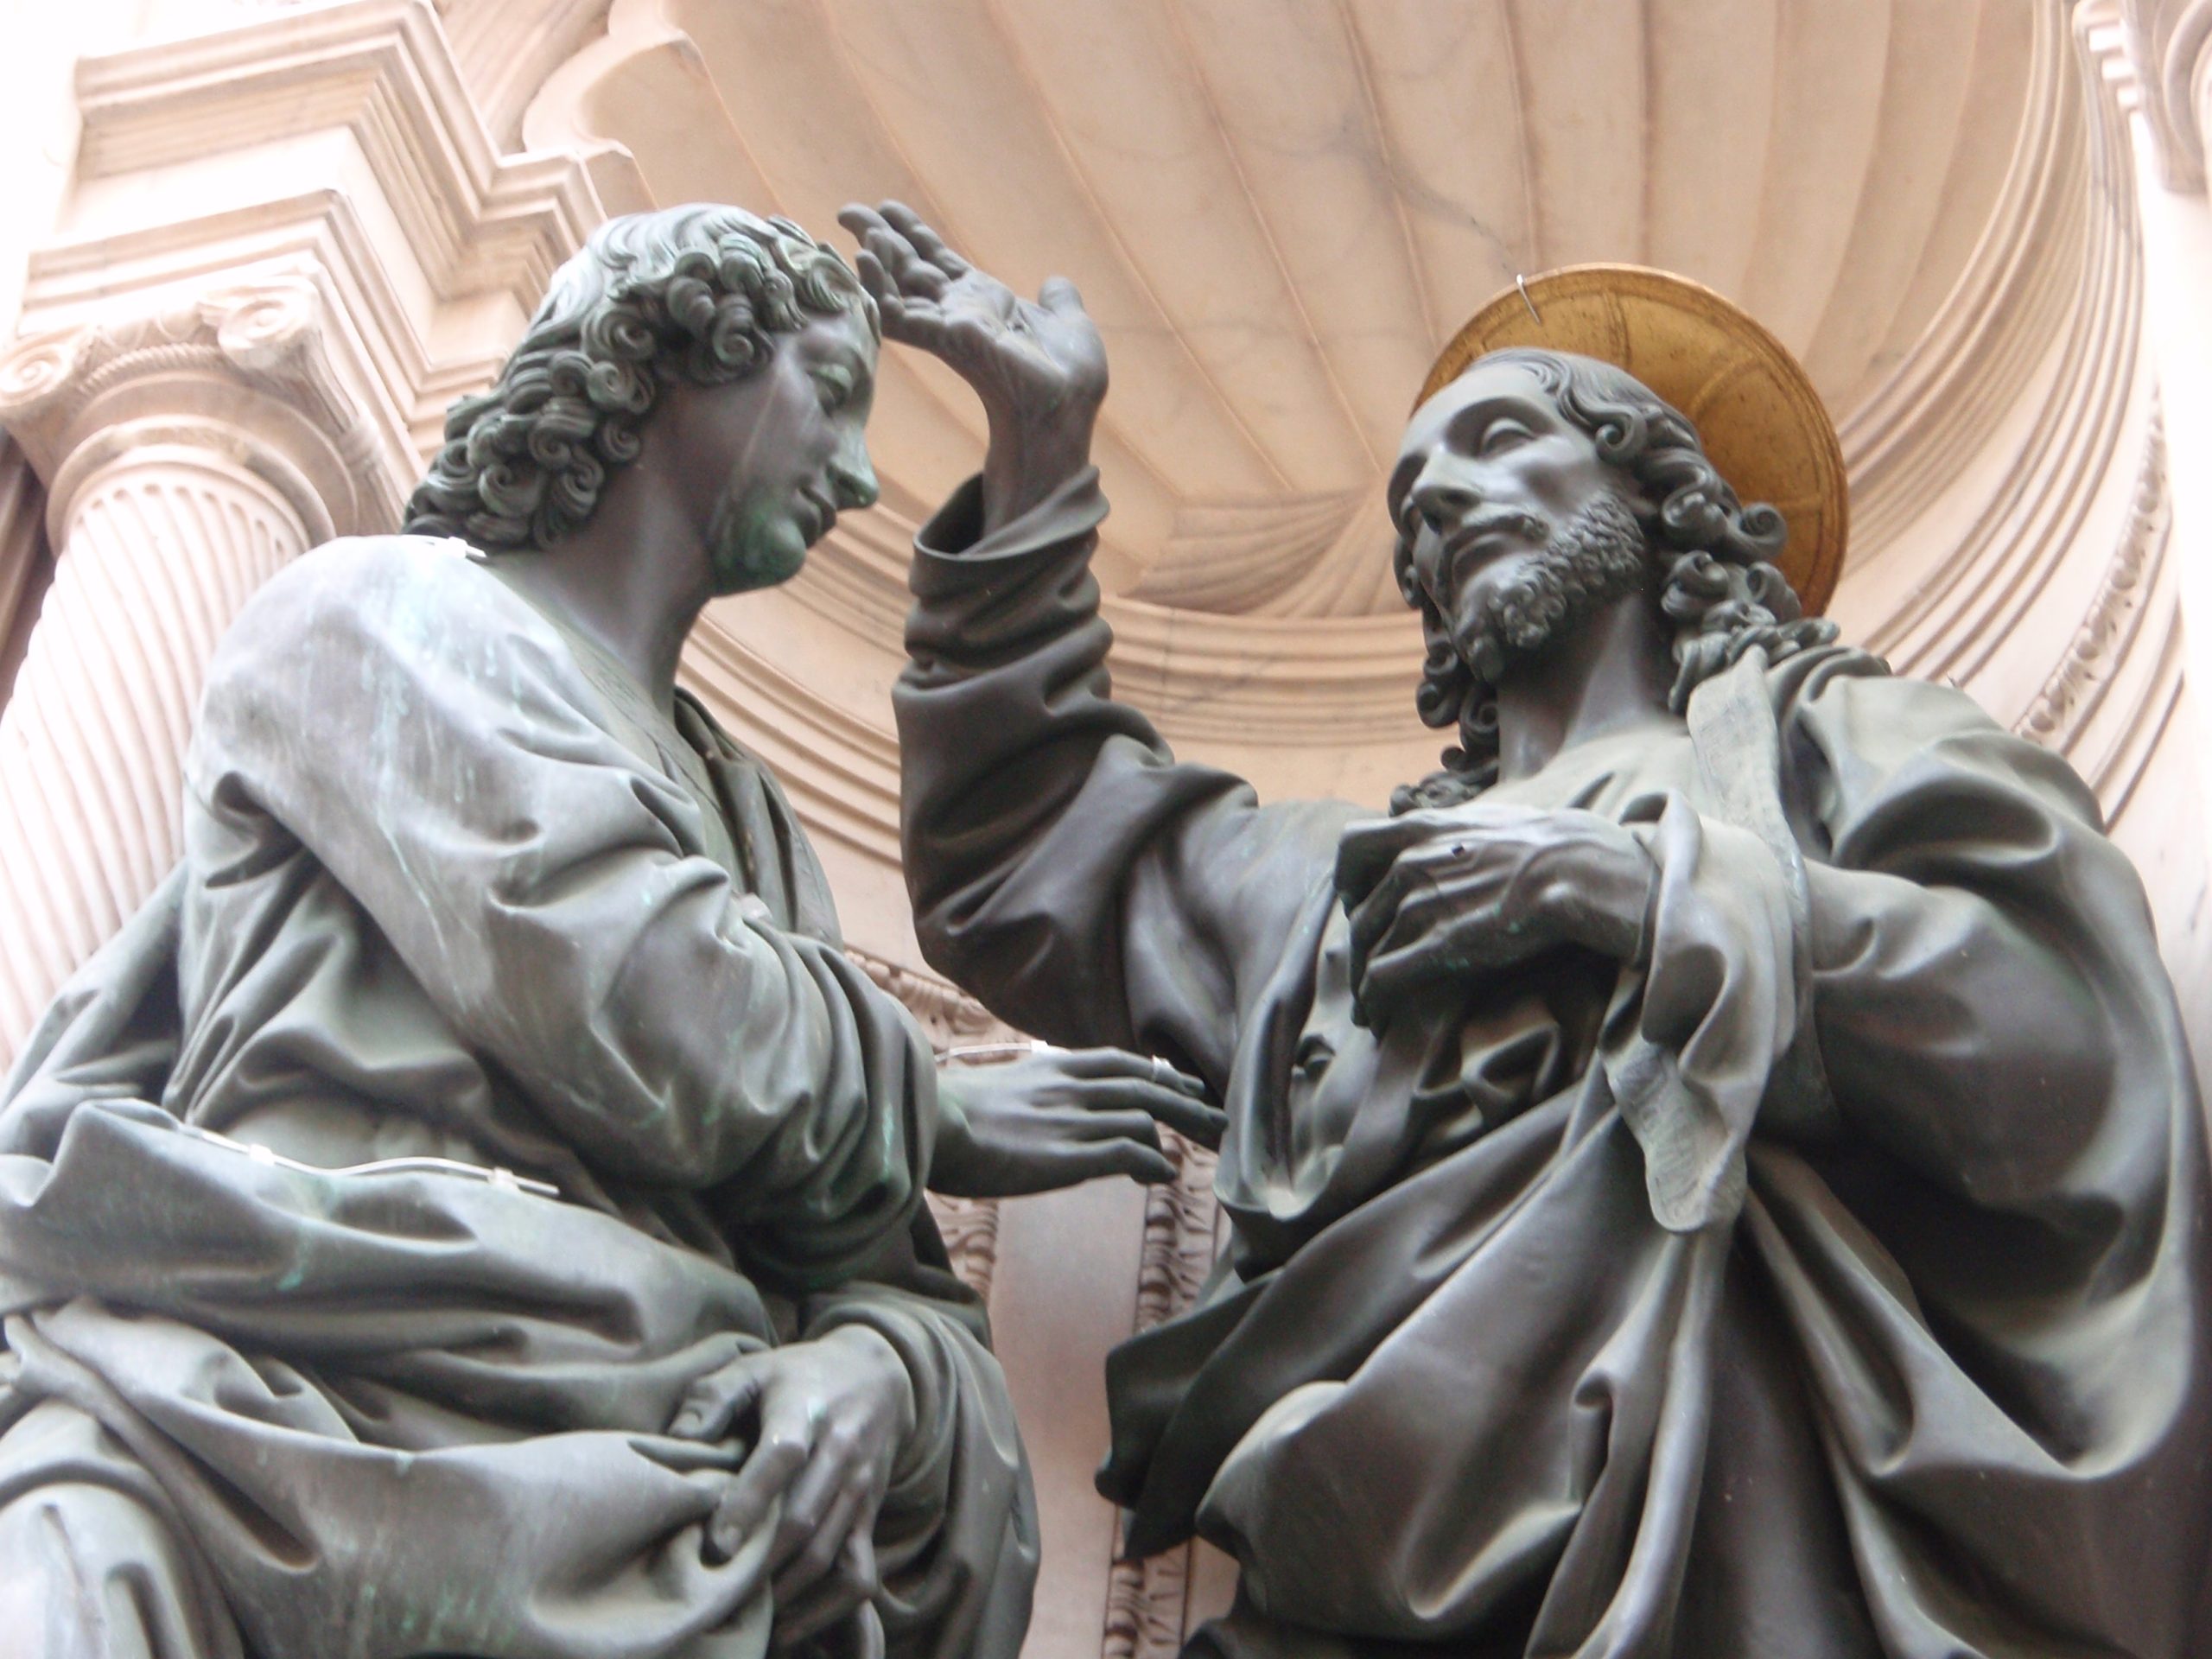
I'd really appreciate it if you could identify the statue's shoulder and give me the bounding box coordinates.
[223,534,538,663]
[1767,638,2104,824]
[1765,640,2003,741]
[240,531,497,618]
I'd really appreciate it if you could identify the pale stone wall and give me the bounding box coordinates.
[0,3,2206,1655]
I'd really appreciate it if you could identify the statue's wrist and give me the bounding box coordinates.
[1551,840,1658,962]
[981,408,1098,532]
[818,1322,918,1444]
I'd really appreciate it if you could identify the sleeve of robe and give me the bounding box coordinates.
[1747,645,2212,1655]
[187,536,933,1287]
[897,471,1353,1087]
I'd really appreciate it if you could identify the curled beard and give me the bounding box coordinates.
[1459,492,1649,683]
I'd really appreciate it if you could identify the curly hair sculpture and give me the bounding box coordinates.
[1391,348,1836,812]
[404,205,879,552]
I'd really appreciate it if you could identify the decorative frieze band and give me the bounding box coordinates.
[2016,410,2169,742]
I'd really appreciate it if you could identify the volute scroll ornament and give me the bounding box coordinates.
[0,273,386,546]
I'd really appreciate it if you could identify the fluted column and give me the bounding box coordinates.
[0,276,376,1064]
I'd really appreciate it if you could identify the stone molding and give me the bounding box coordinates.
[0,437,52,704]
[849,947,1009,1052]
[18,0,612,499]
[1830,3,2178,830]
[2016,410,2171,766]
[2125,0,2212,190]
[440,0,618,153]
[72,0,605,317]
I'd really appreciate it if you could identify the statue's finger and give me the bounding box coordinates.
[1058,1046,1207,1094]
[1061,1105,1166,1147]
[860,226,925,289]
[836,203,893,255]
[1335,814,1433,905]
[669,1351,765,1440]
[770,1523,881,1652]
[1039,275,1086,315]
[879,200,971,275]
[1131,1091,1228,1146]
[772,1484,864,1599]
[1345,862,1415,965]
[1044,1128,1176,1186]
[1097,1138,1178,1185]
[1068,1081,1221,1144]
[874,294,949,353]
[714,1392,815,1555]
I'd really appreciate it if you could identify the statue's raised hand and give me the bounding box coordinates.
[839,200,1105,528]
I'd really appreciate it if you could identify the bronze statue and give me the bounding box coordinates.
[0,205,1214,1659]
[855,199,2212,1658]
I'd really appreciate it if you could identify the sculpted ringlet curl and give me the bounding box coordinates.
[1391,348,1836,812]
[405,205,879,551]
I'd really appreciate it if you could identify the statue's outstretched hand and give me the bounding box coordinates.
[671,1325,912,1645]
[1335,804,1657,1026]
[931,1046,1223,1198]
[839,200,1105,528]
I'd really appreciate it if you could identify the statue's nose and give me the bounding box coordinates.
[1408,474,1480,535]
[830,440,880,512]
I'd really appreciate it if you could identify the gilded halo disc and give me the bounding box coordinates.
[1418,264,1847,618]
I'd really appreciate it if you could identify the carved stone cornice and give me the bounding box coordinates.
[71,0,607,312]
[0,273,380,543]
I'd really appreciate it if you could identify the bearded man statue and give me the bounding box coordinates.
[853,198,2212,1659]
[0,204,1214,1659]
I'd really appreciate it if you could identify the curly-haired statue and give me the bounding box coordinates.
[862,192,2212,1659]
[405,206,879,556]
[0,205,1216,1658]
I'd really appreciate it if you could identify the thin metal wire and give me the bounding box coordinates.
[176,1122,561,1198]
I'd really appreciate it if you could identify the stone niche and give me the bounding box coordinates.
[1,1,2210,1655]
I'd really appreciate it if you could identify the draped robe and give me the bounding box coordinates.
[0,536,1036,1659]
[895,470,2212,1659]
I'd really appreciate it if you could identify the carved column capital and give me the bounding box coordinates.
[0,270,385,548]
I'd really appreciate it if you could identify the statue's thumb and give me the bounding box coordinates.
[1039,276,1086,315]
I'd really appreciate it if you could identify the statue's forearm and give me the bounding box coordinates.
[980,404,1099,537]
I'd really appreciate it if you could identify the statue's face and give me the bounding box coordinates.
[1390,360,1645,674]
[664,306,881,596]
